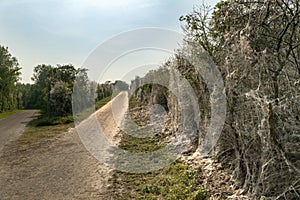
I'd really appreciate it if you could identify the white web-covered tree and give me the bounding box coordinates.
[180,0,300,198]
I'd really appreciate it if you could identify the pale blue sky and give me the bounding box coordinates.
[0,0,220,83]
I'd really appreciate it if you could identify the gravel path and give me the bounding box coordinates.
[0,130,113,200]
[0,93,128,199]
[0,110,37,153]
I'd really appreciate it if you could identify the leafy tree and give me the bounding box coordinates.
[0,45,21,112]
[96,81,113,101]
[49,81,72,116]
[72,68,91,114]
[20,83,40,109]
[32,64,87,117]
[31,64,53,112]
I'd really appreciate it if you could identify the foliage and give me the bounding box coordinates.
[0,45,22,112]
[130,66,170,111]
[96,81,113,101]
[28,115,74,127]
[95,80,128,102]
[31,64,88,117]
[16,110,74,145]
[113,80,129,93]
[112,80,209,199]
[95,96,112,110]
[180,0,300,198]
[113,134,208,199]
[20,83,40,109]
[49,81,72,116]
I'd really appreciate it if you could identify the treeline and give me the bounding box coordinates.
[95,80,128,102]
[24,66,128,117]
[0,46,22,112]
[0,44,129,118]
[26,64,89,117]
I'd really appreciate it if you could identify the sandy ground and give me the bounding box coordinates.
[0,93,128,200]
[0,131,113,200]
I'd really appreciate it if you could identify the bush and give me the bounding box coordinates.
[28,115,74,127]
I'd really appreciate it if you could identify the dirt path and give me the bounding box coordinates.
[0,110,37,153]
[0,93,128,200]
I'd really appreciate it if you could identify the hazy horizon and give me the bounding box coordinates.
[0,0,220,84]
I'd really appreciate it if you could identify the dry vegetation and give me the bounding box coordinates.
[126,1,300,199]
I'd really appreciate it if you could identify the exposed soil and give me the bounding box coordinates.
[0,128,115,200]
[0,93,129,200]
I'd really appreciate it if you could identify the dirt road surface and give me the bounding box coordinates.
[0,93,128,199]
[0,110,37,153]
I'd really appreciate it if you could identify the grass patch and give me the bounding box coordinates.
[96,96,112,110]
[0,110,23,119]
[28,115,74,126]
[18,113,74,145]
[112,106,209,199]
[119,132,164,153]
[74,96,112,123]
[18,123,74,145]
[112,160,209,200]
[19,96,112,145]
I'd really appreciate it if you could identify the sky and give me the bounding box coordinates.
[0,0,220,83]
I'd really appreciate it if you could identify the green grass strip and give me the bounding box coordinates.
[0,110,23,119]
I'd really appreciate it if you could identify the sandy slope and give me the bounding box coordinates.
[95,91,128,145]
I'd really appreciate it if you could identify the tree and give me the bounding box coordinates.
[0,45,21,112]
[49,81,72,116]
[72,68,92,114]
[95,81,113,101]
[31,64,53,113]
[32,64,86,117]
[180,0,300,198]
[20,83,40,109]
[113,80,128,93]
